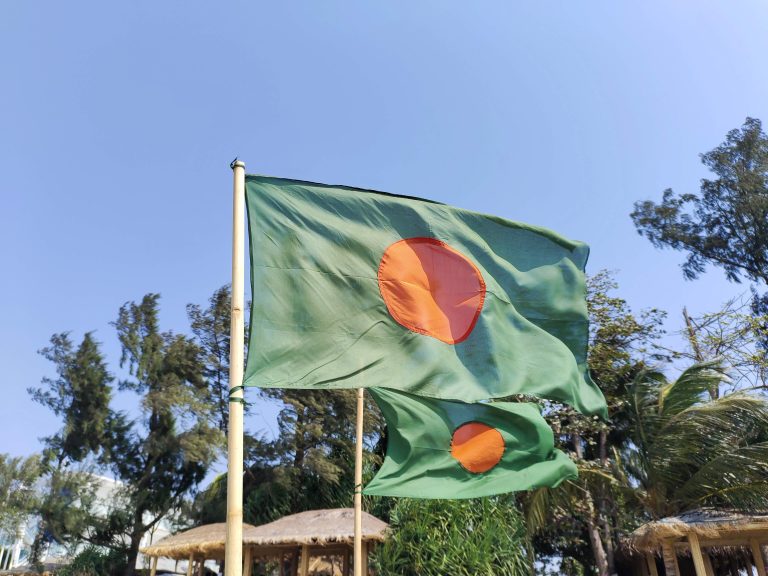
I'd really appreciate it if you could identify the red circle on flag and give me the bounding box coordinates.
[451,422,505,473]
[377,237,486,344]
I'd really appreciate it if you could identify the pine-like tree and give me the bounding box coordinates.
[102,294,222,576]
[632,117,768,286]
[28,332,114,562]
[186,284,249,437]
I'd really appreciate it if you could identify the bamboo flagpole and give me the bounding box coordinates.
[225,159,246,576]
[354,387,365,576]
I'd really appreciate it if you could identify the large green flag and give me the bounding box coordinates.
[244,175,607,418]
[364,387,577,498]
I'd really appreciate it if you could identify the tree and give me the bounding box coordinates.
[189,286,386,523]
[28,332,114,563]
[525,271,665,576]
[676,297,768,393]
[528,284,768,575]
[31,332,113,467]
[195,388,383,526]
[0,454,41,541]
[30,304,224,575]
[631,117,768,285]
[259,388,382,512]
[30,469,100,564]
[187,284,249,437]
[100,293,222,576]
[624,361,768,517]
[57,546,127,576]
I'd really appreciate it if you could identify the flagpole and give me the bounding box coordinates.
[354,387,364,576]
[225,159,246,576]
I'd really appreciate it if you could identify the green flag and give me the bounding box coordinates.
[364,387,577,498]
[244,175,607,418]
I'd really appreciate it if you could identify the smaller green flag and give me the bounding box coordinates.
[364,388,577,499]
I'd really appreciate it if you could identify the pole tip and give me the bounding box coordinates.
[230,157,246,170]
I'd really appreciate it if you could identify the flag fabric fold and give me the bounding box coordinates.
[363,387,577,499]
[244,175,607,418]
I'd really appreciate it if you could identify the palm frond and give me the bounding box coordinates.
[639,393,768,493]
[675,442,768,510]
[628,369,667,447]
[624,361,768,518]
[659,360,729,416]
[522,479,590,535]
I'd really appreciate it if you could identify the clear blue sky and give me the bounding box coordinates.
[2,1,767,460]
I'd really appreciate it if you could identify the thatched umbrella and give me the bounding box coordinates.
[625,509,768,576]
[243,509,387,576]
[142,509,388,576]
[141,522,258,576]
[244,508,387,547]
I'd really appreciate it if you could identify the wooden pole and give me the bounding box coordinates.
[354,388,364,576]
[645,553,659,576]
[702,553,715,576]
[187,555,194,576]
[291,549,299,576]
[688,533,707,576]
[661,540,680,576]
[150,557,158,576]
[752,539,767,576]
[243,547,253,576]
[225,159,246,576]
[299,545,310,576]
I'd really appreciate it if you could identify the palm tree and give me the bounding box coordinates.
[524,361,768,575]
[625,360,768,518]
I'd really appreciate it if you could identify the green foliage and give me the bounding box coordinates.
[94,294,222,574]
[632,117,768,285]
[28,332,113,563]
[586,270,667,395]
[32,294,223,576]
[34,469,99,548]
[253,388,381,522]
[30,332,113,465]
[560,557,587,576]
[195,389,383,526]
[526,270,665,574]
[187,284,249,436]
[531,273,768,574]
[56,546,126,576]
[677,296,768,390]
[371,497,530,576]
[0,453,41,536]
[625,361,768,517]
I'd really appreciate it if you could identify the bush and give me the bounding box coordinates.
[56,546,127,576]
[371,497,531,576]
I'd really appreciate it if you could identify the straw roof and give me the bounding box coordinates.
[628,508,768,552]
[142,509,389,560]
[141,522,258,559]
[243,508,388,547]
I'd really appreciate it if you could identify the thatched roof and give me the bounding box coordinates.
[243,508,388,547]
[142,509,389,560]
[628,509,768,552]
[141,522,258,559]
